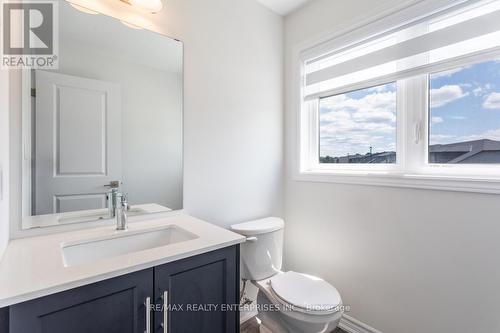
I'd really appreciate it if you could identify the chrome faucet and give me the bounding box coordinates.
[106,188,119,219]
[115,193,128,231]
[105,181,122,219]
[105,181,129,230]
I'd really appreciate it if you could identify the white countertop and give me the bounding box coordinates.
[0,212,245,307]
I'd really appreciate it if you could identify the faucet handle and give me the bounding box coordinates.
[104,180,121,189]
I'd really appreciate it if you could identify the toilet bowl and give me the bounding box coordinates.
[231,218,343,333]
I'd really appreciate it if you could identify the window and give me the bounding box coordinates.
[429,60,500,164]
[298,0,500,192]
[319,83,397,164]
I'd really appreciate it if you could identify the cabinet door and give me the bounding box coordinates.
[9,268,153,333]
[154,245,239,333]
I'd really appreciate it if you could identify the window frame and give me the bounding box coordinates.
[295,31,500,193]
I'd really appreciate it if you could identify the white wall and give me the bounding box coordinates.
[166,0,284,227]
[0,70,9,258]
[285,1,500,333]
[8,0,283,237]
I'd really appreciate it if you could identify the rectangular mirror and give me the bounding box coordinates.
[19,2,183,229]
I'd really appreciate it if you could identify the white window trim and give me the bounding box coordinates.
[292,0,500,194]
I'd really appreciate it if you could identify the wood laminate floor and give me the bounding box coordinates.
[240,316,346,333]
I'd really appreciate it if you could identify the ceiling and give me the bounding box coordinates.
[255,0,312,16]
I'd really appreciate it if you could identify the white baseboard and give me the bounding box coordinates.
[239,310,383,333]
[339,314,384,333]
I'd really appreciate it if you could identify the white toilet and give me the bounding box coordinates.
[231,217,343,333]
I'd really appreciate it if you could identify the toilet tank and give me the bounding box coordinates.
[230,217,284,281]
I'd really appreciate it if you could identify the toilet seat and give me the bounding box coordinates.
[269,271,342,315]
[253,272,343,329]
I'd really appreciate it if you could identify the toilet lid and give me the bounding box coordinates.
[230,217,284,236]
[270,271,341,312]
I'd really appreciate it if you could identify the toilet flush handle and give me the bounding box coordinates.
[246,236,258,242]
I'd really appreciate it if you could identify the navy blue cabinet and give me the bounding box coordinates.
[9,268,153,333]
[154,245,239,333]
[4,245,239,333]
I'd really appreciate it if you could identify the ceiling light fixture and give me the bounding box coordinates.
[120,0,163,13]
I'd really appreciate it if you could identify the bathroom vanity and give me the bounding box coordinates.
[0,213,245,333]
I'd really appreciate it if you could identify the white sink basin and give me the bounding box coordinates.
[61,226,198,267]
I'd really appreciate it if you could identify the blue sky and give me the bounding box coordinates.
[319,59,500,158]
[429,60,500,145]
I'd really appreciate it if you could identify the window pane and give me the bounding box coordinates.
[319,83,397,164]
[429,59,500,164]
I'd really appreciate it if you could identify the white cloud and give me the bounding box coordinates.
[483,92,500,109]
[321,90,396,123]
[473,83,493,97]
[430,128,500,145]
[429,134,456,145]
[320,90,396,156]
[465,128,500,141]
[430,85,469,108]
[431,116,443,124]
[473,87,483,97]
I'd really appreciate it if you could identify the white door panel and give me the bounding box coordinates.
[54,194,107,213]
[35,70,122,215]
[56,85,107,175]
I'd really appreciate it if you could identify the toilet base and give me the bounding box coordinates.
[255,291,341,333]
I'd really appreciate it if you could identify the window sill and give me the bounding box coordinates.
[294,170,500,194]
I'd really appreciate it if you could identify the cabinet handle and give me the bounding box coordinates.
[163,291,168,333]
[145,296,151,333]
